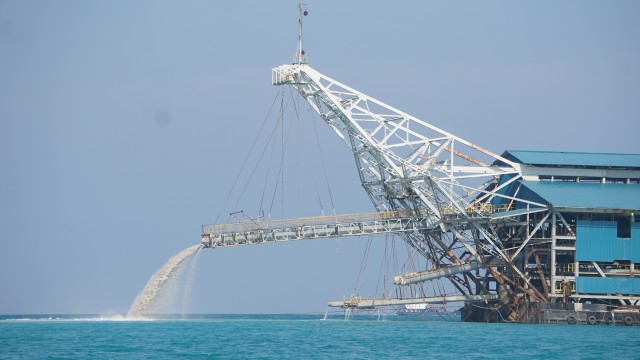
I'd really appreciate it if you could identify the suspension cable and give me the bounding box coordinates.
[267,88,297,218]
[354,235,374,295]
[309,110,336,214]
[233,90,293,212]
[213,89,281,224]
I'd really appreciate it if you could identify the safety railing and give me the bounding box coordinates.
[272,65,296,85]
[466,202,514,215]
[202,210,430,236]
[202,201,517,236]
[556,263,575,274]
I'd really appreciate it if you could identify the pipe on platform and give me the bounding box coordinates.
[393,262,485,285]
[328,294,498,309]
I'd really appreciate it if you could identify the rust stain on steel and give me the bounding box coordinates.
[469,143,501,160]
[445,147,486,167]
[535,253,550,299]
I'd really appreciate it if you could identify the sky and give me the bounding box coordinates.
[1,1,639,315]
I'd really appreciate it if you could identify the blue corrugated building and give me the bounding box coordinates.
[576,221,640,262]
[489,150,640,306]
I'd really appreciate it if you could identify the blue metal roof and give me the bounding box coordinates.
[503,150,640,168]
[519,181,640,210]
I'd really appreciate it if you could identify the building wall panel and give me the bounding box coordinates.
[576,277,640,295]
[576,221,640,262]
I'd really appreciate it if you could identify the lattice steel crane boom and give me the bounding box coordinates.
[271,61,550,300]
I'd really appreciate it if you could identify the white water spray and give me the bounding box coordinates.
[179,246,202,315]
[127,244,202,318]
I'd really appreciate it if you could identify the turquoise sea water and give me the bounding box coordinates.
[1,314,639,359]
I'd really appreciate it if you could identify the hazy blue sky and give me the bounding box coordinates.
[1,1,639,314]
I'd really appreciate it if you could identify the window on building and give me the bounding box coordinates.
[617,217,631,239]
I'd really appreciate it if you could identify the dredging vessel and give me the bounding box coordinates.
[201,4,640,325]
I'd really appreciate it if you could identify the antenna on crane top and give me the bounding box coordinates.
[293,3,308,64]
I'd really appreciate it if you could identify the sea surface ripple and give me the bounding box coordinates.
[1,314,639,359]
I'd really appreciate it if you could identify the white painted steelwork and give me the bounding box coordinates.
[271,62,544,298]
[272,64,533,219]
[201,210,438,248]
[328,294,499,309]
[394,262,485,286]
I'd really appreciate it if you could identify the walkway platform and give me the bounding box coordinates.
[201,210,439,248]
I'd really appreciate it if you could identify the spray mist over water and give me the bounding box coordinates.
[180,247,202,315]
[127,244,203,318]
